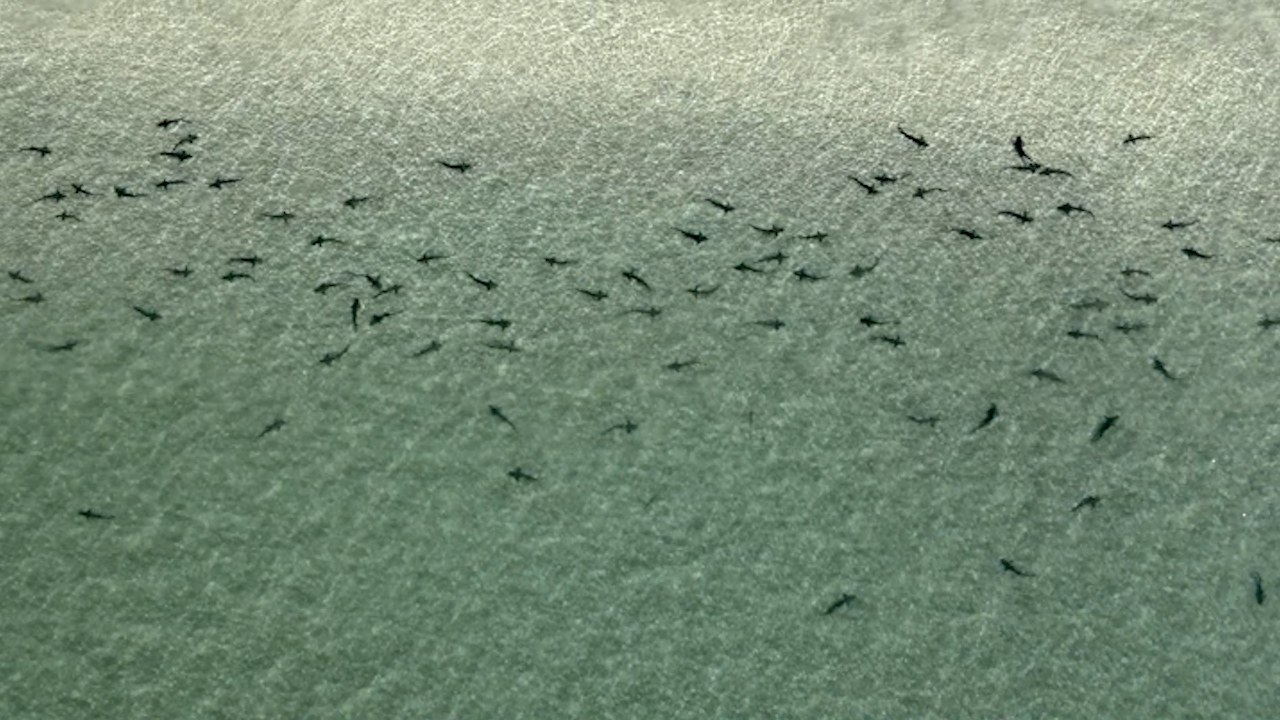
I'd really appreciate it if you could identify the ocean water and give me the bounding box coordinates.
[2,1,1279,717]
